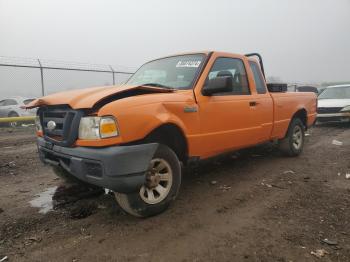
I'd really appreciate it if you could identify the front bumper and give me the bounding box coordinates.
[317,112,350,122]
[37,137,158,193]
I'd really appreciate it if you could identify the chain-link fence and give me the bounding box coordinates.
[0,56,134,123]
[0,56,135,98]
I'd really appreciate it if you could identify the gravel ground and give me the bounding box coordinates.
[0,123,349,262]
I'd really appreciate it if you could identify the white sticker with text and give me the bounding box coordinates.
[176,60,201,68]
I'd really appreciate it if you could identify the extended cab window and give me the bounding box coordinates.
[207,58,250,95]
[127,54,205,90]
[249,61,267,94]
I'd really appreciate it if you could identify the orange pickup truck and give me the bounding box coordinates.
[28,51,317,217]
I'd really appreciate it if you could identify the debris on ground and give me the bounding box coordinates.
[346,173,350,179]
[332,139,343,146]
[305,133,311,137]
[321,238,338,246]
[261,182,272,188]
[210,180,217,185]
[261,182,286,189]
[25,236,42,245]
[1,161,16,168]
[0,256,8,262]
[283,170,295,175]
[311,249,329,258]
[219,185,231,191]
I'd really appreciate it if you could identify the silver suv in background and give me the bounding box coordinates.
[317,84,350,123]
[0,97,37,118]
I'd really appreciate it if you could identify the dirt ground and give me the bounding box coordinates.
[0,123,349,262]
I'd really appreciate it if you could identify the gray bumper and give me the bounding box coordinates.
[37,137,158,193]
[317,112,350,122]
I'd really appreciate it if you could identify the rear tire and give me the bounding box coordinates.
[279,118,305,156]
[115,144,181,218]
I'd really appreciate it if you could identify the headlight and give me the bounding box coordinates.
[35,115,42,132]
[340,105,350,112]
[78,116,119,140]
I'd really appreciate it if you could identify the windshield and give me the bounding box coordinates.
[127,54,206,89]
[23,99,35,105]
[318,86,350,99]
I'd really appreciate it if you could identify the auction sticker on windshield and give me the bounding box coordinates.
[176,60,201,68]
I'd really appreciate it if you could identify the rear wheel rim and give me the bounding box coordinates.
[139,158,173,205]
[292,125,303,150]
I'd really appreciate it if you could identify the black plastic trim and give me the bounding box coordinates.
[39,106,84,147]
[37,137,159,193]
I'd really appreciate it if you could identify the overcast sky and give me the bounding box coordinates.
[0,0,349,84]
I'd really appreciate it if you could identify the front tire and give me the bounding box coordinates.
[115,144,181,217]
[279,118,305,156]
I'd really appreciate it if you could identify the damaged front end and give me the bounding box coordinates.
[32,85,171,193]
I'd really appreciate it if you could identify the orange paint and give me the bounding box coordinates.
[29,51,317,159]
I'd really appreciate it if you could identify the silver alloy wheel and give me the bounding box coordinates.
[139,158,173,205]
[292,125,303,149]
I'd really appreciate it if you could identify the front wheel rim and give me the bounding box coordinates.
[139,158,173,205]
[292,125,303,150]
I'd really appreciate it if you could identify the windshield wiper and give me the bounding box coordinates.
[141,83,173,89]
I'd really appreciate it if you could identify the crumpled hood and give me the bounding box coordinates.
[318,98,350,108]
[26,85,174,109]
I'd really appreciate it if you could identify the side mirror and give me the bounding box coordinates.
[202,76,232,96]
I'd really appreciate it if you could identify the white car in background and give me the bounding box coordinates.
[317,84,350,123]
[0,97,37,118]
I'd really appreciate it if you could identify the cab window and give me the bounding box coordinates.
[207,57,250,95]
[0,99,18,106]
[249,61,267,94]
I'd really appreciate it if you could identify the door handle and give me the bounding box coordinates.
[249,101,258,107]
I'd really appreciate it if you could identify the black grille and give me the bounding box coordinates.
[39,106,84,147]
[317,107,342,114]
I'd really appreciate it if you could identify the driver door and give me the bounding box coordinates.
[194,54,259,158]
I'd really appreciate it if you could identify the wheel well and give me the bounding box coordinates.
[292,109,307,129]
[8,111,19,117]
[144,123,188,164]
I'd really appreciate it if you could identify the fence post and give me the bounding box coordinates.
[109,65,115,85]
[37,59,45,96]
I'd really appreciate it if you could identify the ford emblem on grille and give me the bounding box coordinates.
[47,120,56,131]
